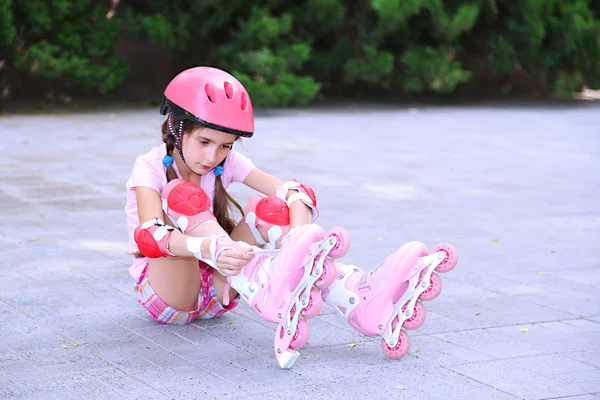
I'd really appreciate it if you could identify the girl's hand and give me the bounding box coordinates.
[217,239,255,276]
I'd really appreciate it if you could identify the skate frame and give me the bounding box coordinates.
[274,236,337,368]
[382,250,446,348]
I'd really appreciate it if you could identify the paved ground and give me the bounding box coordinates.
[0,102,599,400]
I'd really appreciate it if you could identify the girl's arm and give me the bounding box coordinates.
[242,168,314,227]
[135,186,253,274]
[135,186,212,258]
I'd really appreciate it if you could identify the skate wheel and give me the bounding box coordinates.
[432,243,458,273]
[326,227,350,259]
[289,318,310,350]
[301,288,323,319]
[315,258,336,289]
[419,271,443,301]
[402,301,427,330]
[381,330,411,360]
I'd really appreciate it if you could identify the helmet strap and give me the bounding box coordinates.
[168,113,185,162]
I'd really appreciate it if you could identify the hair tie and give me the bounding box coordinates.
[214,165,224,177]
[163,155,174,167]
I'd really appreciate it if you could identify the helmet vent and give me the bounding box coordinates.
[204,83,217,104]
[241,92,249,111]
[224,81,234,99]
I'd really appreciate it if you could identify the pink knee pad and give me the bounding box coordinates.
[244,194,291,248]
[162,178,216,233]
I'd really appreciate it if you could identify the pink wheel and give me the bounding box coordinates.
[315,258,336,289]
[432,243,458,273]
[289,318,310,350]
[402,301,427,330]
[419,271,443,301]
[300,288,323,319]
[326,227,350,259]
[381,329,411,360]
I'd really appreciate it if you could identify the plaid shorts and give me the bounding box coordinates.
[135,262,239,325]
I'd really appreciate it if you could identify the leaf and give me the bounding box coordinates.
[61,344,68,349]
[491,238,499,243]
[396,385,406,390]
[443,338,451,343]
[474,312,481,316]
[538,272,546,276]
[72,343,79,347]
[520,328,530,333]
[347,342,357,348]
[227,321,233,326]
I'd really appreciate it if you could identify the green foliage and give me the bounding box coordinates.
[2,0,599,104]
[3,0,127,94]
[401,45,472,93]
[0,0,16,48]
[122,2,319,107]
[344,45,394,86]
[488,0,600,95]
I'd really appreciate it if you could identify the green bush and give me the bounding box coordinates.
[1,0,599,106]
[487,0,600,96]
[1,0,127,96]
[122,2,320,107]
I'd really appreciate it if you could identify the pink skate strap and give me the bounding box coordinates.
[162,178,216,233]
[134,218,176,258]
[223,282,231,306]
[275,179,319,221]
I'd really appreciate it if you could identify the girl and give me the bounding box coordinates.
[125,66,458,369]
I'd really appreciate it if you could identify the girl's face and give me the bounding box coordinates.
[182,126,237,175]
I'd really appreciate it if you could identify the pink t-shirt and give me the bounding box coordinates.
[125,144,256,280]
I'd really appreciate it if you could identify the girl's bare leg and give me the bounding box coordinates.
[147,217,231,311]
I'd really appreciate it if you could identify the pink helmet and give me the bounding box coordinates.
[160,66,254,137]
